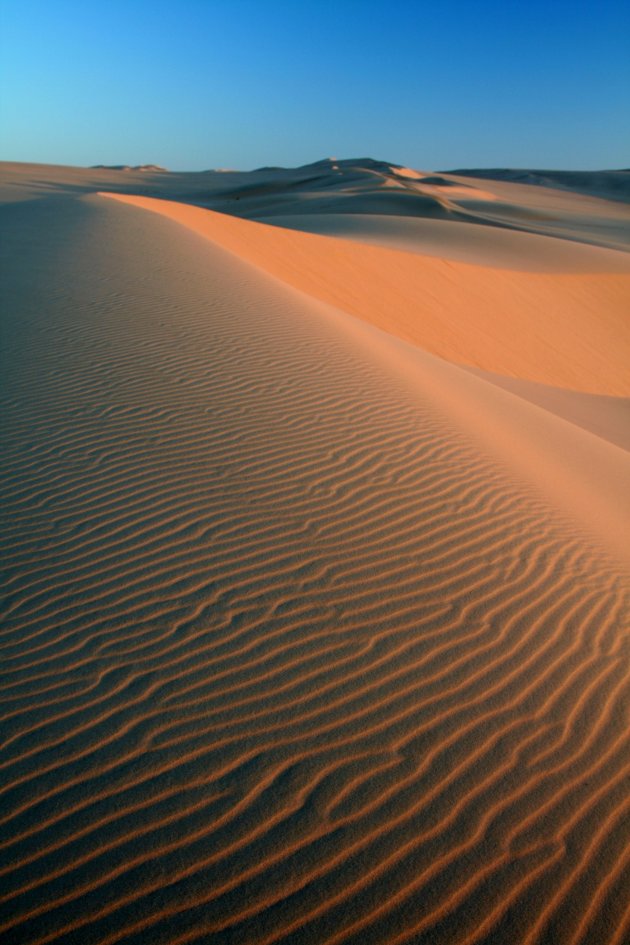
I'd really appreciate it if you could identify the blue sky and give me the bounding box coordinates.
[1,0,629,170]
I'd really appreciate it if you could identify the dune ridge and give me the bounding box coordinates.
[1,189,629,945]
[99,193,630,397]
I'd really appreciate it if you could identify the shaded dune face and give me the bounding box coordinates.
[1,194,629,945]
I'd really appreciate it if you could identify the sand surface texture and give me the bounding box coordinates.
[1,161,629,945]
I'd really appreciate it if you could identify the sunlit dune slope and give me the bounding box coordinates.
[102,193,630,396]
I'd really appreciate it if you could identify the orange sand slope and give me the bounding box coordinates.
[102,192,630,401]
[1,172,629,945]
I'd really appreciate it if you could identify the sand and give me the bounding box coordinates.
[1,160,629,945]
[101,192,630,397]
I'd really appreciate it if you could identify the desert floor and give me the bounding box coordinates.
[1,159,629,944]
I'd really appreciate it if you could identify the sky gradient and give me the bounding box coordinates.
[1,0,629,171]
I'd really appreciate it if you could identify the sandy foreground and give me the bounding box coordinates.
[0,160,629,945]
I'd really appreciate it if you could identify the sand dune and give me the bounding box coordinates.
[101,192,630,397]
[254,212,630,272]
[1,163,629,945]
[448,167,630,204]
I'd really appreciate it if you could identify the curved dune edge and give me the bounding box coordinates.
[255,212,630,273]
[463,367,630,454]
[98,191,630,566]
[99,192,630,397]
[299,289,630,570]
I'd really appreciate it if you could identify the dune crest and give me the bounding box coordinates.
[389,165,424,179]
[101,192,630,397]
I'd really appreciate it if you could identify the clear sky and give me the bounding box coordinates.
[1,0,629,171]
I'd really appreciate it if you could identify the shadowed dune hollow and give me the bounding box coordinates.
[0,160,629,945]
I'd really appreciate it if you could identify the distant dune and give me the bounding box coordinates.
[90,163,169,173]
[447,167,630,204]
[1,158,629,945]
